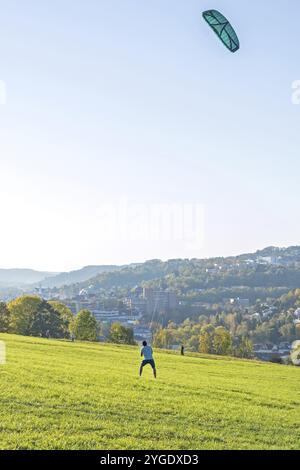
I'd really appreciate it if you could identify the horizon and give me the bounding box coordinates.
[1,0,300,271]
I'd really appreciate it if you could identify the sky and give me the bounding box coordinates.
[0,0,299,271]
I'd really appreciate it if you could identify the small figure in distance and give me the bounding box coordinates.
[181,345,185,356]
[140,341,157,379]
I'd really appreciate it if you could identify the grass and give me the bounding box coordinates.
[0,334,300,450]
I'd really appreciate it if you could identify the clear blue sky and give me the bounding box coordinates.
[0,0,299,271]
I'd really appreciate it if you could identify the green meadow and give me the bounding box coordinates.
[0,333,300,450]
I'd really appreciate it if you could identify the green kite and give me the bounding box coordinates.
[203,10,240,53]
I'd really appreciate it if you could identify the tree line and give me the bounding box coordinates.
[153,320,253,359]
[0,295,135,345]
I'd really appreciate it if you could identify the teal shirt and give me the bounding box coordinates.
[141,346,153,360]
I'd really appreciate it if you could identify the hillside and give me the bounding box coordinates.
[72,246,300,294]
[40,265,120,288]
[0,269,57,287]
[2,246,300,291]
[0,334,300,450]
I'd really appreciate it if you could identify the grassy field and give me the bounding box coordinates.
[0,334,300,450]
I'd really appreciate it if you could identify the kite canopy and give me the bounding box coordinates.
[202,10,240,53]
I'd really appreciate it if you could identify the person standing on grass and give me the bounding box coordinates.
[181,345,185,356]
[140,341,157,379]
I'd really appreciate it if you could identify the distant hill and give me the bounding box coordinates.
[40,265,121,288]
[236,246,300,261]
[0,269,57,287]
[76,259,185,290]
[71,246,300,293]
[4,245,300,290]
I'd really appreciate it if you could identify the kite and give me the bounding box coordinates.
[202,10,240,53]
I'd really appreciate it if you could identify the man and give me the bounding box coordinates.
[140,341,157,378]
[181,345,185,356]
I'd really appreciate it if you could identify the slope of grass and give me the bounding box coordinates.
[0,334,300,450]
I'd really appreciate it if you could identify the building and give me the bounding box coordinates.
[93,310,142,325]
[142,288,178,314]
[206,268,218,274]
[124,297,147,314]
[229,298,250,309]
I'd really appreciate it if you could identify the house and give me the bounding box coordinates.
[249,313,261,320]
[205,268,218,274]
[294,308,300,318]
[229,298,250,309]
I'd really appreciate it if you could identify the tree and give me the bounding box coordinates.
[49,301,74,338]
[153,328,174,349]
[8,296,64,338]
[29,300,65,338]
[187,335,200,352]
[224,313,236,334]
[199,331,213,354]
[279,323,296,342]
[109,323,136,345]
[235,322,250,338]
[213,327,232,356]
[72,310,98,342]
[0,302,10,333]
[235,337,253,359]
[8,296,41,335]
